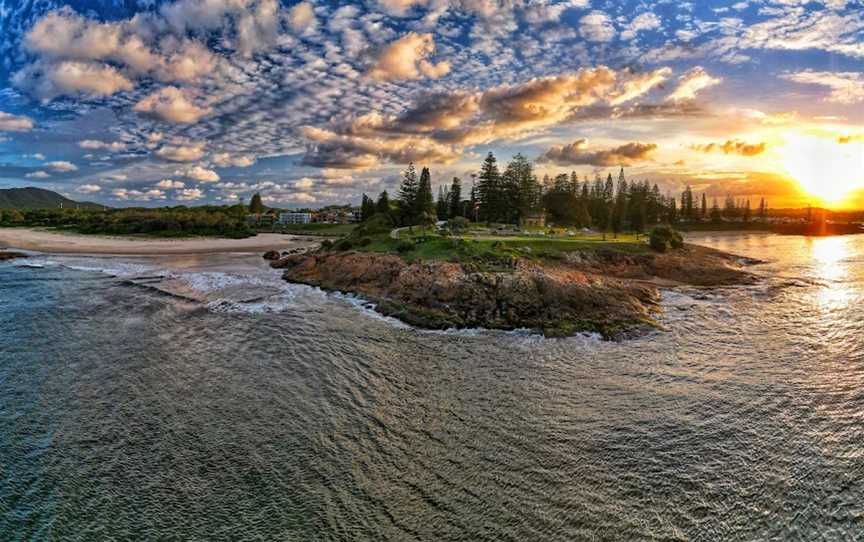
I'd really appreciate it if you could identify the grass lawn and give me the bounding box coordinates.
[271,223,357,236]
[345,228,649,269]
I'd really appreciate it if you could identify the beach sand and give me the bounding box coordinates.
[0,228,316,255]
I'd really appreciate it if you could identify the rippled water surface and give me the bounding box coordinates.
[2,233,863,541]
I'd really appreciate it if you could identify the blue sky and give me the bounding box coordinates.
[0,0,863,208]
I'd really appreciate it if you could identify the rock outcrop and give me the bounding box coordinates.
[0,251,27,261]
[271,245,758,339]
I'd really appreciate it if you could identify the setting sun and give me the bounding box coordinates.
[780,134,864,207]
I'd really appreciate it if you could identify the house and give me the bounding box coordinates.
[279,212,313,225]
[519,213,546,228]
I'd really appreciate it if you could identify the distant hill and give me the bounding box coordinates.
[0,187,105,210]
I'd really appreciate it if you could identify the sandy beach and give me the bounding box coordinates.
[0,228,316,255]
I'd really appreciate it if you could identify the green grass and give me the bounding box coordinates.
[271,223,357,236]
[340,228,650,270]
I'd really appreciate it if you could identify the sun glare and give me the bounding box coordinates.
[780,134,864,207]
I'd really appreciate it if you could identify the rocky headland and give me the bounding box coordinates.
[270,244,759,339]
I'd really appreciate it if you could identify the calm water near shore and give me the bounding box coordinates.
[2,233,863,540]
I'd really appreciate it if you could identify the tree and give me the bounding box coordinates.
[449,177,462,220]
[743,199,752,223]
[398,163,419,225]
[416,166,435,221]
[701,192,708,219]
[249,192,265,214]
[711,197,722,223]
[360,194,376,221]
[477,152,502,222]
[376,190,391,217]
[436,185,450,221]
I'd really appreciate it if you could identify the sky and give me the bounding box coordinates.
[0,0,863,209]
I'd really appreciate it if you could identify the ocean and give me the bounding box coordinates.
[1,233,863,540]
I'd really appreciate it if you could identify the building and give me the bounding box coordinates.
[279,212,313,225]
[520,213,546,228]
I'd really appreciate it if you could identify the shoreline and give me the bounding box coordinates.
[0,227,318,255]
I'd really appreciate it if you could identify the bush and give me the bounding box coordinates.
[649,225,684,253]
[320,239,333,250]
[447,216,470,234]
[335,239,354,251]
[396,240,414,253]
[357,237,372,247]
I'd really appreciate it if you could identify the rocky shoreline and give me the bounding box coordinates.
[270,244,759,340]
[0,251,27,261]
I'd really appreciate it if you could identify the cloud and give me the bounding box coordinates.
[26,171,51,178]
[28,153,46,160]
[13,60,134,101]
[176,188,204,201]
[538,139,658,166]
[579,12,616,43]
[780,71,864,104]
[287,1,316,32]
[175,165,220,182]
[156,142,206,162]
[112,188,166,201]
[0,112,35,132]
[133,86,212,124]
[301,66,675,169]
[691,139,767,156]
[155,179,185,189]
[666,67,722,102]
[211,152,256,167]
[79,139,126,152]
[368,32,451,81]
[46,160,79,172]
[76,184,102,193]
[294,177,315,189]
[621,12,662,40]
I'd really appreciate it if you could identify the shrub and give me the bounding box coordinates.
[396,240,414,253]
[447,216,470,234]
[335,239,354,251]
[649,225,684,253]
[320,239,333,250]
[357,237,372,247]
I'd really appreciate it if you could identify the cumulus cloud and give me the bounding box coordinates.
[76,184,102,193]
[666,67,722,102]
[79,139,126,152]
[155,179,185,189]
[212,152,256,167]
[13,60,134,101]
[690,139,767,156]
[368,32,451,81]
[302,66,675,168]
[176,188,204,201]
[26,171,51,178]
[579,12,616,43]
[0,112,35,132]
[46,160,79,172]
[175,165,220,182]
[780,71,864,104]
[538,139,658,166]
[287,1,316,32]
[621,12,662,40]
[156,142,206,162]
[134,86,212,124]
[112,188,166,201]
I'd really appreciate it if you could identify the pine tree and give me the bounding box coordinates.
[711,196,722,223]
[436,185,449,220]
[360,193,376,221]
[477,152,502,222]
[376,190,391,218]
[417,166,435,220]
[398,163,419,225]
[249,192,265,214]
[701,193,707,219]
[449,177,462,220]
